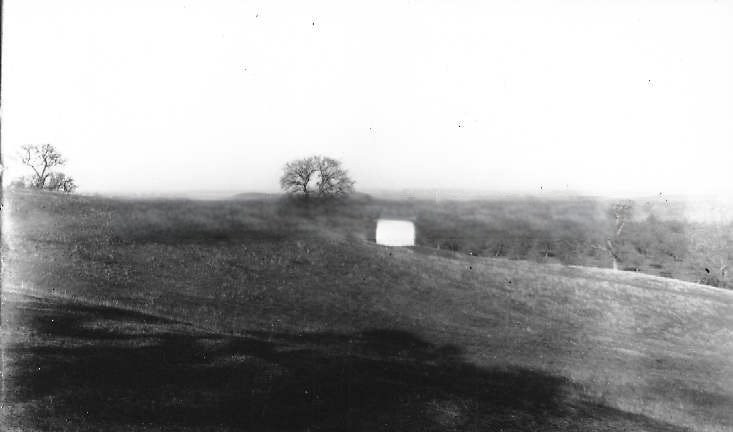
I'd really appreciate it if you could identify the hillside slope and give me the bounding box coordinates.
[2,190,732,431]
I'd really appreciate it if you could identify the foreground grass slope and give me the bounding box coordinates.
[2,190,732,431]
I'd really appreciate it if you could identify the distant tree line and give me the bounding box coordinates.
[403,199,730,289]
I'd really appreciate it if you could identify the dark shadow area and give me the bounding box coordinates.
[3,295,688,431]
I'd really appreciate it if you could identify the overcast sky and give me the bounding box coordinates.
[2,0,732,197]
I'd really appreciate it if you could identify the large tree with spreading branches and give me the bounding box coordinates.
[280,155,354,199]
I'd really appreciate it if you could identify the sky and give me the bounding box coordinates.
[2,0,732,198]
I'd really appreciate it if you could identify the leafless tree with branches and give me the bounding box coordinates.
[280,155,354,199]
[280,156,319,198]
[315,156,355,198]
[18,144,77,192]
[592,201,633,271]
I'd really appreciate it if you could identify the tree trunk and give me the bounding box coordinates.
[606,239,619,271]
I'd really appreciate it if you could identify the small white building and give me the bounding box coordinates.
[375,219,415,247]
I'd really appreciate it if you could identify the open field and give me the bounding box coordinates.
[2,190,733,431]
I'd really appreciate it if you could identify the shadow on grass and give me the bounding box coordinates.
[4,295,688,431]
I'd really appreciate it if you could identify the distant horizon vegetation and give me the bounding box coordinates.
[43,188,733,225]
[4,147,732,289]
[4,143,731,211]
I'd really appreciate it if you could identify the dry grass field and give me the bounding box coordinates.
[2,190,732,431]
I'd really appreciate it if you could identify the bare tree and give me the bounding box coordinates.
[315,156,355,198]
[280,155,355,199]
[280,156,319,198]
[18,144,77,192]
[592,201,633,270]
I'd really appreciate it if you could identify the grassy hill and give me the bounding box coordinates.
[2,190,732,431]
